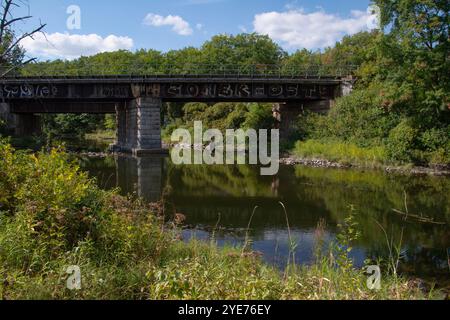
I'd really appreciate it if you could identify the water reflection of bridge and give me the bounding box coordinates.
[115,155,166,202]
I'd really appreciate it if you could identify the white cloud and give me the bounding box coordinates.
[143,13,193,36]
[196,23,203,30]
[20,32,134,60]
[253,9,372,50]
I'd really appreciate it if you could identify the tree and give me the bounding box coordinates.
[0,0,46,76]
[372,0,449,118]
[201,33,286,71]
[163,47,204,73]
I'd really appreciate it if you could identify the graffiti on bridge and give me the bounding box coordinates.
[137,83,336,100]
[0,84,59,99]
[1,82,338,100]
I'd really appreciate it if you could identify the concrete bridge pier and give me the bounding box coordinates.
[0,102,13,133]
[275,100,332,140]
[14,113,42,136]
[113,97,164,156]
[0,103,41,136]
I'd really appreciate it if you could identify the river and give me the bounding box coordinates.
[79,154,450,287]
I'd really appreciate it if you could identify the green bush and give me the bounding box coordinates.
[429,148,450,166]
[182,103,208,121]
[42,114,105,140]
[0,142,169,270]
[242,103,275,130]
[385,119,419,163]
[299,89,400,148]
[104,114,116,130]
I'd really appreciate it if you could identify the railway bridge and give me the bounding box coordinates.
[0,69,354,155]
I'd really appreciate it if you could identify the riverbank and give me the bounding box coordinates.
[0,139,444,300]
[280,155,450,176]
[287,139,450,176]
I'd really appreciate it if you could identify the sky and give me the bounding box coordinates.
[14,0,376,61]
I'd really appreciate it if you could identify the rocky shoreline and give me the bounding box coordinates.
[279,155,450,176]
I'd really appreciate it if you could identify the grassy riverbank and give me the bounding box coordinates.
[0,139,443,300]
[293,140,390,168]
[291,139,450,176]
[85,130,116,144]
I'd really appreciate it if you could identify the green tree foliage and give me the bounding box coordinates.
[300,88,400,147]
[21,33,285,75]
[42,114,105,140]
[185,102,274,131]
[385,119,420,162]
[282,32,379,76]
[297,1,449,165]
[243,103,275,130]
[0,28,24,67]
[372,0,449,119]
[201,33,286,68]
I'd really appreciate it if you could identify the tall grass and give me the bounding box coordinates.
[294,139,390,167]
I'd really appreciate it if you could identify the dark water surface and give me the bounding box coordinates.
[79,154,450,285]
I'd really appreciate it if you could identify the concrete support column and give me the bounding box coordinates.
[135,97,162,154]
[14,113,41,136]
[122,101,135,151]
[275,103,305,141]
[0,103,15,134]
[276,100,333,140]
[340,76,355,97]
[115,103,127,148]
[113,97,163,155]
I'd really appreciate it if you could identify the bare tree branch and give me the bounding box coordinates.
[0,0,46,75]
[1,23,45,58]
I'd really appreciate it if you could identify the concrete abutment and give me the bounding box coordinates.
[1,103,41,136]
[112,97,165,156]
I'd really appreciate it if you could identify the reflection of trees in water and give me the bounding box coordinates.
[167,163,276,198]
[172,199,337,232]
[78,156,117,190]
[294,166,450,222]
[165,163,449,249]
[293,166,449,243]
[293,165,450,273]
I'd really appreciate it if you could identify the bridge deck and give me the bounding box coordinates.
[0,74,347,103]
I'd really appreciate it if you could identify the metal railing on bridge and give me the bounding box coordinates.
[5,63,358,79]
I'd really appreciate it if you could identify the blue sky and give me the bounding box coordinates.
[16,0,374,60]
